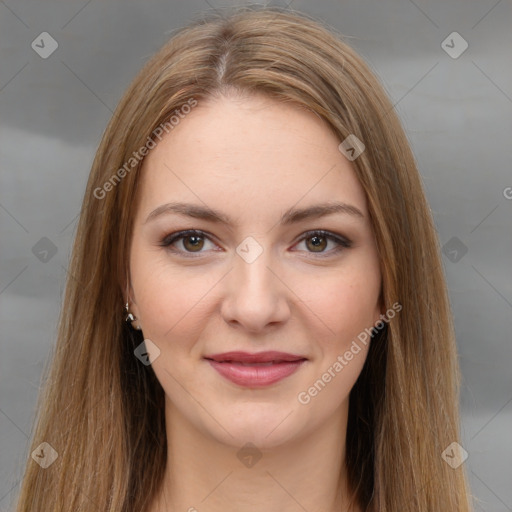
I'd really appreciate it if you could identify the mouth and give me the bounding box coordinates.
[204,351,307,388]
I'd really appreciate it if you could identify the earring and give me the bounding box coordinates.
[125,302,142,331]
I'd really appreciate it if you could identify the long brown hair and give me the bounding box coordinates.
[15,6,472,511]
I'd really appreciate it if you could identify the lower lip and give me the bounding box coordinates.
[207,359,306,388]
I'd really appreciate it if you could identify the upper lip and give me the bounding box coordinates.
[204,351,307,363]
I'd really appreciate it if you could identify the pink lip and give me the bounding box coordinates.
[204,351,307,388]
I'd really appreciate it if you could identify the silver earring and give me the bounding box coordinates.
[125,302,141,330]
[125,302,135,322]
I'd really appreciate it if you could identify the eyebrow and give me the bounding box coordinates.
[144,200,364,226]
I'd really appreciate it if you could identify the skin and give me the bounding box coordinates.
[128,93,383,512]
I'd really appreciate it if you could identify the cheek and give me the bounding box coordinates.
[294,265,378,419]
[295,258,381,347]
[130,245,221,344]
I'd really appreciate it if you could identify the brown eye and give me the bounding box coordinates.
[160,230,215,255]
[182,234,205,252]
[293,230,352,257]
[305,234,328,252]
[161,229,351,258]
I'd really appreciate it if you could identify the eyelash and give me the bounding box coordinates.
[159,229,352,258]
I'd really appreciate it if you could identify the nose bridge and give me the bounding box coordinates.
[233,236,276,294]
[221,235,290,330]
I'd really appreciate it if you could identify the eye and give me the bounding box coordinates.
[160,230,217,255]
[292,230,352,257]
[160,229,352,257]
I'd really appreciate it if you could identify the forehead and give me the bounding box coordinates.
[136,94,368,220]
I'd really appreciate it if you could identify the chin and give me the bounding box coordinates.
[205,401,305,449]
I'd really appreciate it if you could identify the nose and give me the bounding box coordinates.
[220,246,291,333]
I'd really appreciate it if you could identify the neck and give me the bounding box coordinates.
[150,395,360,512]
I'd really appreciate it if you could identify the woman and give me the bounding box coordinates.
[15,6,472,512]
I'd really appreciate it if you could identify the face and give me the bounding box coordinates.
[128,93,383,449]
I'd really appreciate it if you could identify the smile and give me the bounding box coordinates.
[204,351,307,388]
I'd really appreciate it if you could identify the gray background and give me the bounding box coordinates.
[1,0,511,510]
